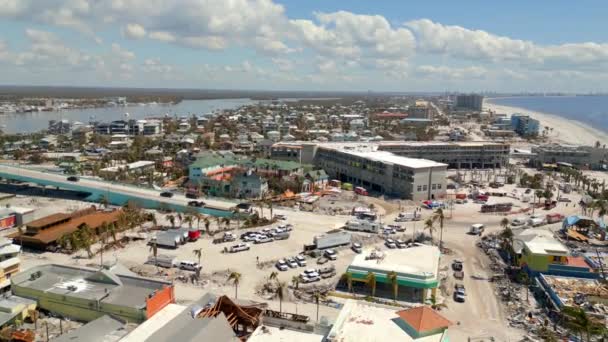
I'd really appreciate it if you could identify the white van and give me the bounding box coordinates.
[469,224,484,235]
[178,260,201,271]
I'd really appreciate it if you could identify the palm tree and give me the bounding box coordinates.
[500,217,510,231]
[313,291,324,322]
[269,271,279,283]
[184,215,194,229]
[291,275,300,290]
[166,214,175,228]
[204,217,211,235]
[193,248,202,265]
[340,272,353,294]
[99,194,109,209]
[561,307,593,341]
[387,271,398,301]
[275,281,286,313]
[432,208,445,248]
[365,271,377,297]
[227,272,241,299]
[149,240,158,273]
[177,213,183,226]
[424,218,436,244]
[77,224,94,259]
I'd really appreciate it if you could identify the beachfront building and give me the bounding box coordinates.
[530,144,608,170]
[11,264,174,323]
[314,143,447,201]
[511,114,540,137]
[327,300,451,341]
[270,141,510,169]
[456,94,484,111]
[345,246,441,302]
[517,235,595,277]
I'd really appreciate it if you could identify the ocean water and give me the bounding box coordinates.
[487,96,608,133]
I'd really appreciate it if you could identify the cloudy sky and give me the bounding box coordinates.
[1,0,607,92]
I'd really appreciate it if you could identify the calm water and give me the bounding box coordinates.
[0,98,255,134]
[487,96,608,133]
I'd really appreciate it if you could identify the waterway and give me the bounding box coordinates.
[1,98,255,134]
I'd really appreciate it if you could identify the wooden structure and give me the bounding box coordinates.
[196,296,265,339]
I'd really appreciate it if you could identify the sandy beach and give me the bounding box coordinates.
[485,100,608,146]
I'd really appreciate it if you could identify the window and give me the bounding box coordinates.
[423,185,428,191]
[417,185,422,192]
[437,184,442,189]
[432,184,436,190]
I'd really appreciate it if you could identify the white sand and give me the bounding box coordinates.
[485,100,608,146]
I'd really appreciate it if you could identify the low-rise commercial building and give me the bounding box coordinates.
[270,141,510,169]
[315,143,447,200]
[327,300,451,341]
[99,160,156,179]
[18,206,122,250]
[346,245,441,301]
[0,238,21,290]
[11,264,174,323]
[530,144,608,170]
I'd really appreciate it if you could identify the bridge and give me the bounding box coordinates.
[0,164,237,217]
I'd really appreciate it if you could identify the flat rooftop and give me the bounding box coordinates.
[248,325,324,342]
[318,143,447,169]
[524,236,569,255]
[349,245,440,283]
[326,300,445,342]
[12,264,171,309]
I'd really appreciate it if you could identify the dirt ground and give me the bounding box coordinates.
[1,177,587,341]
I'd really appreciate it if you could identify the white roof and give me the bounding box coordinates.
[335,148,446,169]
[350,245,440,278]
[524,236,569,255]
[248,326,324,342]
[121,304,187,341]
[327,300,444,342]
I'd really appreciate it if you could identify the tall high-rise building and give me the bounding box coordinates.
[456,94,484,111]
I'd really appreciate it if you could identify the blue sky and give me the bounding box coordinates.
[0,0,607,92]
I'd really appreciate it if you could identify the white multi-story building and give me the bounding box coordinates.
[0,238,20,291]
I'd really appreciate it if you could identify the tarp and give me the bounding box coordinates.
[566,229,588,242]
[562,215,597,230]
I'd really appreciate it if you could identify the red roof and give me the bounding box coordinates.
[396,306,452,333]
[565,256,592,269]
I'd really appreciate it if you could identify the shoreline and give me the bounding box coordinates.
[484,99,608,146]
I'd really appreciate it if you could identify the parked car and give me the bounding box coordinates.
[454,291,466,303]
[301,275,321,283]
[185,193,199,199]
[302,269,320,278]
[351,242,362,254]
[229,243,250,253]
[396,239,407,248]
[160,191,174,198]
[455,283,466,296]
[178,260,202,271]
[275,214,287,220]
[317,257,329,265]
[385,239,397,249]
[66,176,79,182]
[324,249,338,260]
[452,260,463,271]
[276,260,288,271]
[469,224,484,235]
[287,258,298,268]
[187,201,205,207]
[295,255,307,267]
[511,218,527,226]
[254,235,274,244]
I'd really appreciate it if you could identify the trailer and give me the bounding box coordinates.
[481,202,513,213]
[395,212,421,222]
[345,219,381,233]
[312,231,352,250]
[146,254,176,268]
[152,232,181,249]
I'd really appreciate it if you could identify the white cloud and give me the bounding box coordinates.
[406,19,608,69]
[272,58,294,72]
[415,65,487,79]
[111,43,136,61]
[148,31,176,43]
[123,23,146,39]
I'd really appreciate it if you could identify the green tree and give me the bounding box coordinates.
[500,217,510,231]
[365,271,377,297]
[561,306,605,341]
[432,208,445,248]
[228,272,242,299]
[275,281,286,313]
[341,272,353,294]
[387,271,399,301]
[291,276,300,290]
[424,218,436,244]
[313,291,324,322]
[166,214,175,228]
[193,248,202,265]
[204,217,211,235]
[77,224,94,259]
[149,240,158,273]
